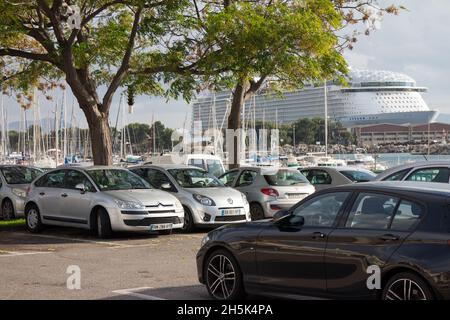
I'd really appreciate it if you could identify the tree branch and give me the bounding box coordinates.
[102,6,142,112]
[0,48,52,63]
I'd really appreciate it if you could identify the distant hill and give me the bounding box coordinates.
[6,118,71,133]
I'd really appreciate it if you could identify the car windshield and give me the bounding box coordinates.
[168,168,224,188]
[340,170,376,182]
[1,167,42,184]
[264,170,309,186]
[206,159,225,177]
[87,169,151,191]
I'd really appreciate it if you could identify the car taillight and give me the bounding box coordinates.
[447,240,450,247]
[26,186,31,196]
[261,188,279,197]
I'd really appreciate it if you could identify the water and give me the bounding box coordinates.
[334,153,450,169]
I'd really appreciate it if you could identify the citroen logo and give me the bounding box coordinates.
[227,198,233,204]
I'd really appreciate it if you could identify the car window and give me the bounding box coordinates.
[382,169,410,181]
[35,170,66,188]
[219,171,239,186]
[309,170,332,185]
[64,170,95,192]
[167,168,223,188]
[1,166,42,184]
[206,159,224,177]
[87,169,151,191]
[236,170,258,187]
[340,170,376,182]
[135,169,172,189]
[391,200,423,231]
[405,167,450,183]
[264,170,309,186]
[345,193,399,230]
[291,192,350,227]
[189,159,204,170]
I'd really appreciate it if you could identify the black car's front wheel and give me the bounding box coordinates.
[382,272,434,300]
[204,249,245,300]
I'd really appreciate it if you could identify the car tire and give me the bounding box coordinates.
[2,199,15,220]
[382,272,434,300]
[181,206,195,233]
[25,204,44,233]
[204,249,245,300]
[249,203,265,220]
[96,208,112,239]
[158,229,172,235]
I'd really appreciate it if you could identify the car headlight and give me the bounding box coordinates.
[193,194,216,206]
[174,200,183,209]
[114,199,145,209]
[201,235,210,247]
[241,193,248,205]
[12,188,27,198]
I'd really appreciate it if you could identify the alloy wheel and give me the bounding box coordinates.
[384,278,428,300]
[206,254,236,299]
[2,200,14,220]
[27,208,39,229]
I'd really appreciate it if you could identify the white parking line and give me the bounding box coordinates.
[0,250,52,257]
[112,287,166,300]
[15,232,124,247]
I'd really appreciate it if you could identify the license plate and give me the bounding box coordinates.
[149,223,173,231]
[287,193,306,199]
[220,209,241,216]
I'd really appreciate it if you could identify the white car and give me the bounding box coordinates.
[130,164,251,232]
[218,167,315,219]
[0,165,43,219]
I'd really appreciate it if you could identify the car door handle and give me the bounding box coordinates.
[61,193,68,198]
[379,234,399,241]
[39,192,45,196]
[311,232,325,239]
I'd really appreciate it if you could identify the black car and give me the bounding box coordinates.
[197,181,450,300]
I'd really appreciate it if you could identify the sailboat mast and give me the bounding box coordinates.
[63,88,67,163]
[324,80,328,157]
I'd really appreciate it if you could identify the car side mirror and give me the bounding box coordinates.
[290,215,305,227]
[160,182,172,190]
[75,183,86,193]
[273,209,291,221]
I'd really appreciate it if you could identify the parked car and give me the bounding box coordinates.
[218,167,315,220]
[299,166,376,191]
[375,161,450,183]
[197,181,450,300]
[24,166,184,237]
[144,154,226,177]
[0,165,43,220]
[130,164,250,232]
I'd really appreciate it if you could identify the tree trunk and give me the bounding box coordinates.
[85,109,113,165]
[227,81,246,170]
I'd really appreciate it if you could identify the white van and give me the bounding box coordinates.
[144,154,226,177]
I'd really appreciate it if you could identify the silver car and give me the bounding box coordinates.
[24,166,184,237]
[130,164,251,232]
[218,167,315,220]
[374,161,450,183]
[0,165,43,220]
[299,166,376,191]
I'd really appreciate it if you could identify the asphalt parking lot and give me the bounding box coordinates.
[0,224,211,300]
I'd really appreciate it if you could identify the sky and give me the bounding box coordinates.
[2,0,450,130]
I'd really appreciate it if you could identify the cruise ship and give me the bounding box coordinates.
[191,69,439,129]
